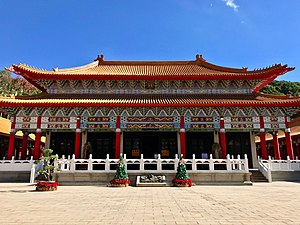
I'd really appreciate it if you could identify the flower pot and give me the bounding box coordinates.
[172,178,192,187]
[173,182,190,187]
[111,183,129,187]
[35,181,58,191]
[110,178,130,187]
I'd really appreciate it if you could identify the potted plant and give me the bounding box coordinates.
[110,156,130,187]
[35,149,60,191]
[172,157,192,187]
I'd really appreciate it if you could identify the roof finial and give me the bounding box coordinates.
[195,54,205,62]
[95,54,104,61]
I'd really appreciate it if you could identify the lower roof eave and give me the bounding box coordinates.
[1,102,300,108]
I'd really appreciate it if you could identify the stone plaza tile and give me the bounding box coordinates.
[0,182,299,224]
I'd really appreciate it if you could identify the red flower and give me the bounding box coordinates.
[35,181,59,188]
[172,178,192,187]
[110,179,130,185]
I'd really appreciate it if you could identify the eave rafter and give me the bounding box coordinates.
[1,94,300,109]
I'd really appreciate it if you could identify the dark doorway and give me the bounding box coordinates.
[226,132,252,167]
[123,132,177,158]
[186,132,214,159]
[50,132,75,157]
[87,132,115,158]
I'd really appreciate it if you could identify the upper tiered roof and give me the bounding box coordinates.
[8,55,294,92]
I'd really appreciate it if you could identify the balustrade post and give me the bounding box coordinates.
[174,154,179,172]
[54,156,59,171]
[123,154,127,171]
[287,156,291,170]
[140,154,144,172]
[226,154,231,171]
[237,155,241,170]
[209,154,214,171]
[157,154,162,172]
[267,156,272,170]
[88,154,93,172]
[192,154,196,171]
[244,154,249,172]
[70,155,75,172]
[30,164,35,184]
[105,154,110,172]
[231,155,236,170]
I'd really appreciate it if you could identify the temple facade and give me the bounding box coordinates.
[1,55,300,168]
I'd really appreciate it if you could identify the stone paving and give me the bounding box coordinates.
[0,182,300,225]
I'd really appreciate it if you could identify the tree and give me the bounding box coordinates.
[0,70,41,96]
[260,80,300,96]
[175,158,189,180]
[172,157,192,187]
[36,149,59,181]
[110,156,130,186]
[114,156,129,180]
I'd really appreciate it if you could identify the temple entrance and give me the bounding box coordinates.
[123,132,177,158]
[50,132,75,157]
[186,132,214,159]
[87,132,115,158]
[226,132,252,167]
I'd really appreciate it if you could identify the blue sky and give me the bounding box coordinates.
[0,0,299,81]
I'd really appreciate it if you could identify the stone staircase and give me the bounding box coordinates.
[250,169,268,182]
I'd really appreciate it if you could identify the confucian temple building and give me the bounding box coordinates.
[1,55,300,168]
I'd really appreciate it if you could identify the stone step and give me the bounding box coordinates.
[250,170,268,182]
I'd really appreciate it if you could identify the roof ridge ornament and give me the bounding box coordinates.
[195,54,206,62]
[95,54,104,65]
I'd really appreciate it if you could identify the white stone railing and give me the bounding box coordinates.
[258,157,272,182]
[0,157,35,171]
[257,156,300,183]
[54,154,249,173]
[259,156,300,172]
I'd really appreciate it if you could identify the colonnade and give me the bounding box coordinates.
[7,115,295,161]
[258,116,294,160]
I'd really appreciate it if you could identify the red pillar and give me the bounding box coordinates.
[21,132,28,160]
[259,116,267,159]
[273,132,280,160]
[296,145,300,160]
[115,116,121,158]
[219,116,226,159]
[285,116,294,160]
[74,117,81,158]
[180,116,186,158]
[34,116,42,160]
[7,116,16,160]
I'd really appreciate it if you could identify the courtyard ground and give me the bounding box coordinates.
[0,182,299,225]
